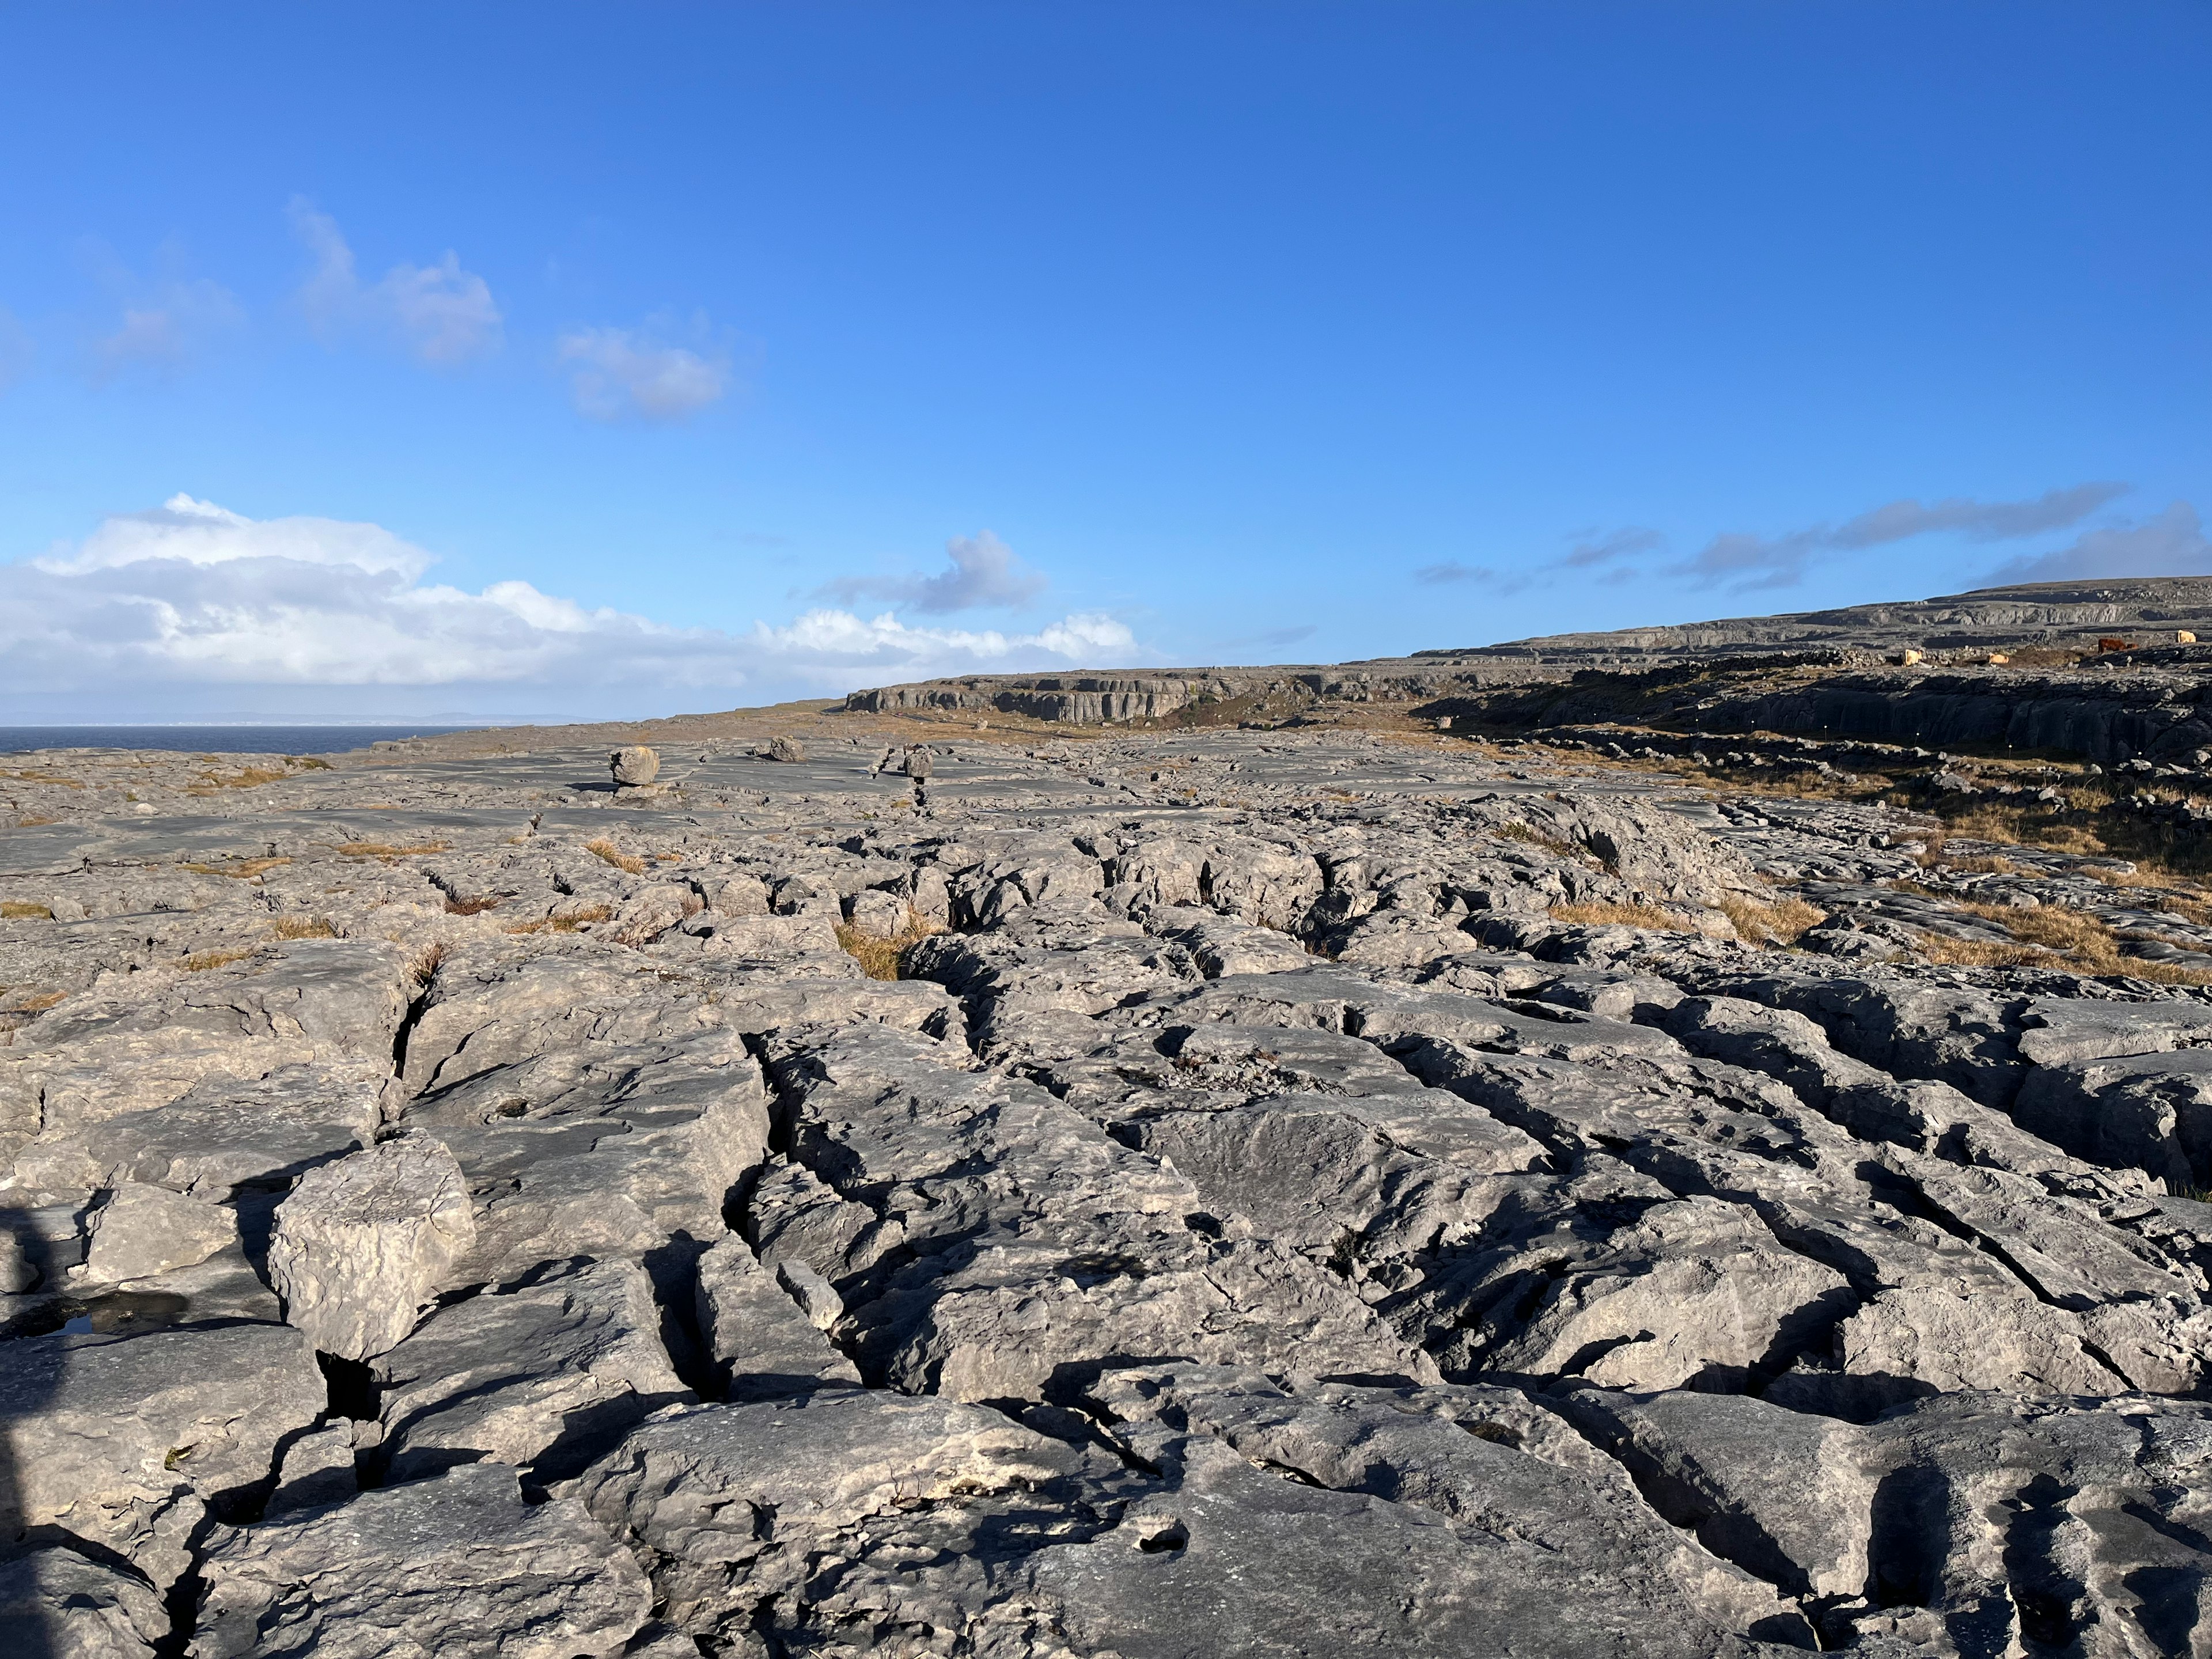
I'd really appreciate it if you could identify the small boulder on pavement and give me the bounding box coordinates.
[609,745,660,787]
[267,1134,476,1359]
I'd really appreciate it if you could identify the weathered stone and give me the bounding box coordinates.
[78,1183,237,1283]
[764,734,806,763]
[266,1134,475,1359]
[371,1256,690,1480]
[191,1462,652,1658]
[608,745,660,787]
[0,1324,325,1588]
[264,1422,359,1515]
[0,1548,169,1658]
[12,1062,382,1200]
[691,1232,861,1397]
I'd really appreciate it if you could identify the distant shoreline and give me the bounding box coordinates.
[0,724,481,756]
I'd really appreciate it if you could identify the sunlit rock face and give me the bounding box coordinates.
[6,686,2212,1658]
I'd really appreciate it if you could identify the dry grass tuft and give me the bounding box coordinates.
[1717,893,1827,945]
[0,902,54,921]
[9,990,67,1014]
[834,910,946,980]
[181,947,257,972]
[185,766,292,795]
[585,837,647,874]
[3,768,85,789]
[1904,896,2212,986]
[183,857,293,880]
[1550,901,1694,933]
[336,841,446,859]
[503,902,614,935]
[410,942,448,988]
[272,915,338,941]
[444,895,501,916]
[16,816,58,828]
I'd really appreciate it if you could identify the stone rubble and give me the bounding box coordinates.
[5,713,2212,1655]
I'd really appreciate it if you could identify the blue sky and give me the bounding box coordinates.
[2,3,2207,721]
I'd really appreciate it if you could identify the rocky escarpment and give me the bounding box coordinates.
[6,721,2212,1654]
[846,578,2212,771]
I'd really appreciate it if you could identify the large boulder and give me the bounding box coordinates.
[266,1135,475,1359]
[608,745,659,787]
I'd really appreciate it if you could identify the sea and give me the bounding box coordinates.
[0,726,477,756]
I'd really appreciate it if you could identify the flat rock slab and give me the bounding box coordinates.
[191,1462,652,1659]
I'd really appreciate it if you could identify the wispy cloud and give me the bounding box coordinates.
[289,199,503,365]
[815,531,1048,613]
[556,320,729,423]
[1675,482,2128,590]
[1560,527,1662,569]
[85,244,243,380]
[1987,501,2211,584]
[1415,527,1663,594]
[1,497,1135,710]
[1414,561,1493,585]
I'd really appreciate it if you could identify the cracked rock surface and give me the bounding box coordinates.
[7,718,2212,1655]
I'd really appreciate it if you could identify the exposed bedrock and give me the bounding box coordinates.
[7,710,2212,1654]
[849,578,2212,773]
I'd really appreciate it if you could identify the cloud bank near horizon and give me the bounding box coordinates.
[0,496,1138,719]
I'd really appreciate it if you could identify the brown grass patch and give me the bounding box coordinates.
[181,947,257,972]
[336,841,446,859]
[185,766,293,795]
[16,815,57,827]
[834,911,946,980]
[410,942,447,988]
[0,902,54,920]
[182,857,293,880]
[585,837,647,875]
[272,915,338,940]
[7,990,67,1014]
[444,895,501,916]
[1908,896,2212,985]
[3,769,84,789]
[503,902,614,935]
[1716,893,1827,945]
[1550,901,1694,933]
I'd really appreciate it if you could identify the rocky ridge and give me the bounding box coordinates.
[845,577,2212,769]
[5,711,2212,1654]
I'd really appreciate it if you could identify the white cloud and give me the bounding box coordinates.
[1987,502,2211,584]
[289,200,503,365]
[0,497,1139,713]
[557,323,728,422]
[815,531,1047,612]
[40,493,433,578]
